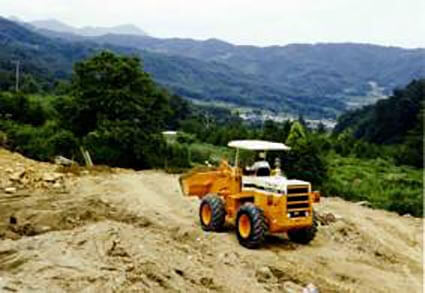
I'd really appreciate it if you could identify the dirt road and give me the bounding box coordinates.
[0,155,423,292]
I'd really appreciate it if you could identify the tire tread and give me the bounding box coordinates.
[199,194,226,231]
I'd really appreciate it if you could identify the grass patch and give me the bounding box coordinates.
[322,154,423,217]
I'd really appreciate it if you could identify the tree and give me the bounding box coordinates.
[66,51,170,137]
[58,51,173,168]
[286,121,307,146]
[283,122,327,186]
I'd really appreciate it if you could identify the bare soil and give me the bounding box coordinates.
[0,149,423,292]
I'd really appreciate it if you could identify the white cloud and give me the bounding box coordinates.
[1,0,424,48]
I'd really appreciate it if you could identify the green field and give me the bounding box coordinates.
[322,155,423,217]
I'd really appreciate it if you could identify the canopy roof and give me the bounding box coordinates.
[228,140,290,151]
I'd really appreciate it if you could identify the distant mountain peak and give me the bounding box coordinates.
[7,15,20,22]
[29,18,148,37]
[30,19,76,33]
[78,23,147,37]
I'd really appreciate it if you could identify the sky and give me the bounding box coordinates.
[1,0,424,48]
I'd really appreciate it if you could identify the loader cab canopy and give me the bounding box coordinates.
[228,140,290,151]
[228,140,290,171]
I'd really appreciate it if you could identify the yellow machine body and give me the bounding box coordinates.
[179,161,320,234]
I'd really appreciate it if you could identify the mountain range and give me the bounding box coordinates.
[1,16,424,119]
[11,17,148,37]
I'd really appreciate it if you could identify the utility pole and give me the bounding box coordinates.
[13,60,20,92]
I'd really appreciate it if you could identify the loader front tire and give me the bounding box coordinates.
[236,203,267,249]
[287,213,318,244]
[199,195,226,232]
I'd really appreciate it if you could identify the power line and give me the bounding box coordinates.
[12,60,20,92]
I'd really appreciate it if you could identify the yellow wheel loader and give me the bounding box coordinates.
[179,140,320,248]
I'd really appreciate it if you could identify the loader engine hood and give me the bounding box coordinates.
[242,176,311,195]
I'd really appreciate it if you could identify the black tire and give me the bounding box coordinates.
[236,203,267,248]
[287,212,318,244]
[199,194,226,231]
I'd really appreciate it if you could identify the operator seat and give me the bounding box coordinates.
[256,167,270,177]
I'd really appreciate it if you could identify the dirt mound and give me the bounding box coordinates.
[0,149,69,192]
[0,149,422,292]
[0,192,152,241]
[0,148,124,194]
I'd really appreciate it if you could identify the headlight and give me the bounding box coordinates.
[305,212,309,217]
[287,213,291,218]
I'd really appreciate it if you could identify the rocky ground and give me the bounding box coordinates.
[0,148,423,292]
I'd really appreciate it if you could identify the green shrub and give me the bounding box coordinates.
[47,130,79,159]
[386,190,423,216]
[4,122,55,161]
[0,120,79,162]
[0,92,46,126]
[83,122,167,169]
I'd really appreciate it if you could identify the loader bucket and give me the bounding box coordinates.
[179,167,220,198]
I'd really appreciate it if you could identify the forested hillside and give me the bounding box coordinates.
[0,17,100,90]
[91,34,425,98]
[334,79,424,167]
[0,17,339,118]
[3,17,425,119]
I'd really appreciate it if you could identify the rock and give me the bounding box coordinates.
[284,281,305,293]
[256,266,276,283]
[303,283,319,293]
[52,182,62,189]
[333,214,343,220]
[3,230,20,240]
[42,172,64,182]
[403,213,412,217]
[218,251,240,265]
[9,170,25,181]
[199,277,216,289]
[107,240,130,258]
[54,156,77,167]
[316,212,337,225]
[356,201,372,207]
[42,173,55,182]
[325,213,336,223]
[4,187,16,194]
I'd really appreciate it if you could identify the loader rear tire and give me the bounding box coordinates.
[199,195,226,232]
[236,203,267,249]
[287,213,318,244]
